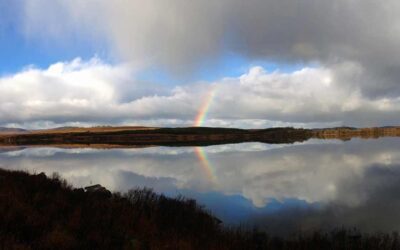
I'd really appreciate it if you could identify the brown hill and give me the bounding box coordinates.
[0,126,399,148]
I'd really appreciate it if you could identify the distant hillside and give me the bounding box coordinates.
[312,126,400,140]
[0,127,311,147]
[0,126,399,147]
[35,126,158,134]
[0,127,27,134]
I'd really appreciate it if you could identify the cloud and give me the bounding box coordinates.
[1,58,400,127]
[19,0,400,98]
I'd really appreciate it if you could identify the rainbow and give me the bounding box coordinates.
[193,86,218,185]
[194,147,218,185]
[194,86,217,127]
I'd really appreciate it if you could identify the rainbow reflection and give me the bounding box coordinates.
[194,147,218,185]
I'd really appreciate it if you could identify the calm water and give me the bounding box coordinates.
[2,138,400,235]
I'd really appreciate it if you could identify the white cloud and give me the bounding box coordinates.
[0,1,397,127]
[17,0,400,98]
[1,58,400,128]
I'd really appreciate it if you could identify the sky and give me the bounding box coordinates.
[1,0,400,129]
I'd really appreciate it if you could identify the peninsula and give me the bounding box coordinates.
[0,126,399,148]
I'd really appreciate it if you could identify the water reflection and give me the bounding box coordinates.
[1,138,400,235]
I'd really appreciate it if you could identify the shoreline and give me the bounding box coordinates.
[0,126,399,148]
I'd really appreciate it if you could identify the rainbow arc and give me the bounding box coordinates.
[193,86,218,185]
[194,87,217,127]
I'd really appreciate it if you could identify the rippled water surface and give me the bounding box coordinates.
[2,138,400,235]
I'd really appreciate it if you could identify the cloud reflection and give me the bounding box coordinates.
[1,138,400,234]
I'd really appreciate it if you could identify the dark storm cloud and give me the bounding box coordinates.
[0,1,398,127]
[23,0,400,97]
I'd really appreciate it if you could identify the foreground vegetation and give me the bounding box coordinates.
[1,168,400,249]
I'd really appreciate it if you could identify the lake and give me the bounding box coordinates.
[2,137,400,236]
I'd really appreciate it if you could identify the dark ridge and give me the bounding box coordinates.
[0,127,312,147]
[0,126,399,148]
